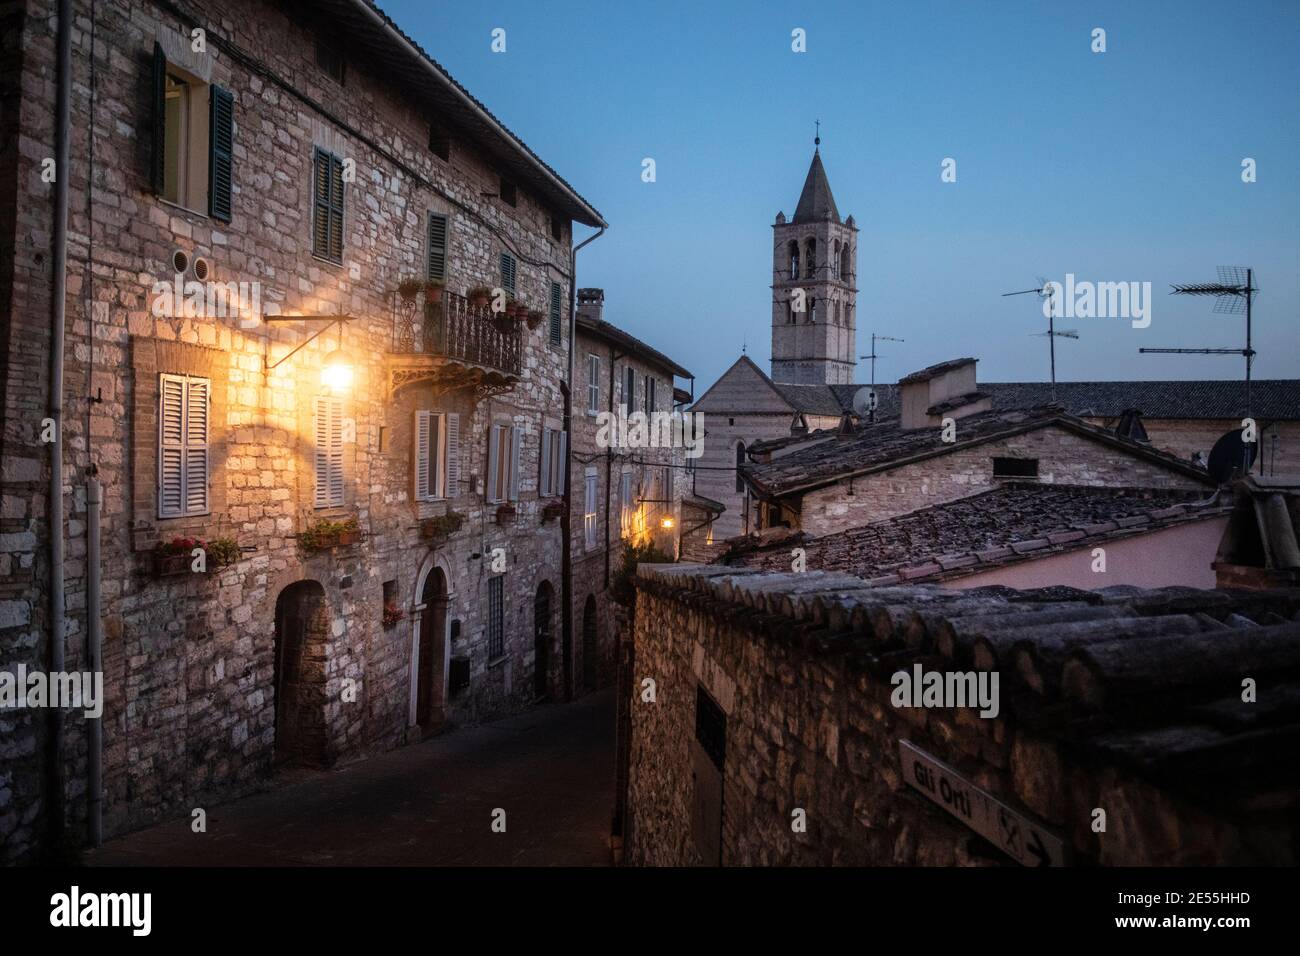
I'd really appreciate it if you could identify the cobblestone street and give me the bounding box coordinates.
[87,690,615,867]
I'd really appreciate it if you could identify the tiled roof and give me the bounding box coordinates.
[741,405,1214,498]
[898,357,977,385]
[792,150,840,224]
[771,383,847,418]
[821,380,1300,421]
[724,484,1230,584]
[635,562,1300,816]
[576,314,692,379]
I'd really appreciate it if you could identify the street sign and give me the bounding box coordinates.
[899,740,1068,867]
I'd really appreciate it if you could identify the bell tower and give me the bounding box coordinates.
[770,135,857,385]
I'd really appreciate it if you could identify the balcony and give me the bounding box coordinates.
[389,290,522,397]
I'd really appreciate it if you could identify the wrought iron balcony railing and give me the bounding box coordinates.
[391,290,521,378]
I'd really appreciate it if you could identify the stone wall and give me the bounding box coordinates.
[624,564,1296,866]
[798,425,1210,537]
[0,0,581,862]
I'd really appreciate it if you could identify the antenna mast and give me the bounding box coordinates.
[1002,278,1078,403]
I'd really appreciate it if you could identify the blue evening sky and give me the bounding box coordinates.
[379,0,1299,391]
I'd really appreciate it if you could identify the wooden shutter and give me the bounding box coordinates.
[549,281,562,347]
[445,412,460,496]
[328,153,344,261]
[150,44,167,195]
[315,396,344,507]
[158,374,185,517]
[487,424,501,502]
[313,149,344,262]
[588,354,600,412]
[426,213,448,281]
[500,252,516,295]
[414,410,431,502]
[208,85,234,222]
[539,427,552,497]
[557,431,567,496]
[508,427,521,502]
[185,378,209,514]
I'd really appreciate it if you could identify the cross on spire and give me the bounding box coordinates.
[814,119,821,148]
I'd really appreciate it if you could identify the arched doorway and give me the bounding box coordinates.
[273,580,330,766]
[534,581,553,700]
[416,566,449,731]
[582,594,598,693]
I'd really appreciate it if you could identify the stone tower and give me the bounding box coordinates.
[770,147,857,385]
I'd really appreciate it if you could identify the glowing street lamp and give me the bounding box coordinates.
[660,516,675,530]
[264,314,356,390]
[321,347,354,390]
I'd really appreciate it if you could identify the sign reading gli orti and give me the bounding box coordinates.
[899,740,1068,867]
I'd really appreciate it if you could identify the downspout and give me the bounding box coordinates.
[87,477,102,846]
[604,348,624,591]
[562,226,604,700]
[46,0,73,856]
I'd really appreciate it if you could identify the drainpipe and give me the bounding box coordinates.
[86,476,102,846]
[562,226,604,700]
[604,348,624,591]
[46,0,73,856]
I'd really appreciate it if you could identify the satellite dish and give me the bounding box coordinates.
[851,387,878,418]
[1206,428,1257,484]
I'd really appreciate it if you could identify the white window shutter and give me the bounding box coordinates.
[414,410,431,502]
[508,426,521,502]
[487,424,501,502]
[445,412,460,496]
[539,426,552,497]
[186,377,209,514]
[316,396,344,507]
[314,398,330,507]
[158,374,186,517]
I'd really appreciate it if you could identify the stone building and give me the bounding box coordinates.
[0,0,607,862]
[568,288,691,694]
[623,562,1300,866]
[739,360,1214,539]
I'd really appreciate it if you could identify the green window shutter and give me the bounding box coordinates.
[312,148,345,262]
[150,43,167,195]
[426,213,448,281]
[499,252,516,296]
[549,281,562,347]
[208,86,234,222]
[328,153,344,261]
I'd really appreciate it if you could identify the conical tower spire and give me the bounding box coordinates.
[792,146,839,224]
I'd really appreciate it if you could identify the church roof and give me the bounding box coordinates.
[792,149,840,224]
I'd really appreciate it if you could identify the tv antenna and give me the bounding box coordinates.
[1002,277,1075,403]
[1139,266,1258,420]
[859,333,904,387]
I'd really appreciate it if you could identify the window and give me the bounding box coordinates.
[487,576,504,660]
[587,353,601,414]
[788,241,799,280]
[734,441,746,493]
[499,251,516,296]
[623,365,636,411]
[583,466,599,550]
[316,42,345,84]
[158,373,209,518]
[312,147,345,263]
[619,469,633,538]
[426,213,448,281]
[414,411,460,501]
[429,125,450,161]
[499,177,517,207]
[809,297,817,324]
[549,281,562,348]
[804,239,816,278]
[550,215,562,241]
[314,395,344,507]
[992,457,1039,479]
[486,423,520,504]
[645,375,657,413]
[151,44,232,220]
[840,243,851,280]
[539,426,566,497]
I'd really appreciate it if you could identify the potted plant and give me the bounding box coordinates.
[336,515,361,546]
[153,536,205,577]
[467,285,491,308]
[207,536,241,568]
[423,279,444,304]
[419,510,465,540]
[526,308,544,331]
[495,503,517,524]
[300,515,361,553]
[541,499,564,522]
[397,277,423,302]
[382,602,405,628]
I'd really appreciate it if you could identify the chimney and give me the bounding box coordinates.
[1115,408,1150,444]
[577,287,604,323]
[897,358,991,429]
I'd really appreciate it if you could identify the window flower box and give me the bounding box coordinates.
[541,500,564,522]
[420,510,465,540]
[153,536,206,577]
[495,503,517,524]
[382,603,405,629]
[526,309,544,331]
[300,516,361,553]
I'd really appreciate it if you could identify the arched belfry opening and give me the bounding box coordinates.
[273,580,331,767]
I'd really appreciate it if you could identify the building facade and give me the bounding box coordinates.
[0,0,605,862]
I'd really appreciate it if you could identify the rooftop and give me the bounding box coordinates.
[725,483,1230,585]
[741,405,1214,499]
[576,313,692,379]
